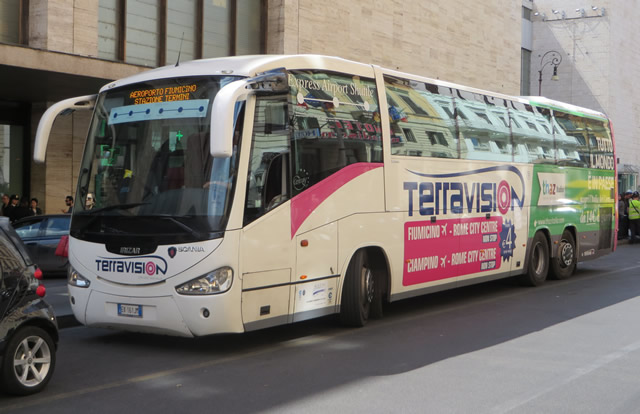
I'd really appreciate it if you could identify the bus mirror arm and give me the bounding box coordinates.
[210,69,288,158]
[34,95,97,163]
[210,80,251,158]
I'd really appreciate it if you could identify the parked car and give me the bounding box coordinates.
[12,214,70,277]
[0,216,58,395]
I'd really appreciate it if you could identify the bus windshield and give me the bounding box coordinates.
[71,75,242,245]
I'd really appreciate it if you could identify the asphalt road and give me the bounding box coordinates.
[3,244,640,413]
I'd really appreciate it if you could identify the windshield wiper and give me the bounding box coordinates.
[154,215,203,239]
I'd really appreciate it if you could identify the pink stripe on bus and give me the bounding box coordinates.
[290,162,383,238]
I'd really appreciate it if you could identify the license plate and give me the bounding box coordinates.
[117,303,142,318]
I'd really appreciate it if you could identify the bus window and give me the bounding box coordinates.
[244,95,290,225]
[510,101,555,164]
[288,70,381,197]
[457,92,511,162]
[384,76,457,159]
[583,117,614,170]
[553,110,590,167]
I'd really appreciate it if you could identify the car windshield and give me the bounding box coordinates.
[71,75,243,245]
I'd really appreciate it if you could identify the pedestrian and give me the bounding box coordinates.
[618,193,628,240]
[11,198,31,222]
[4,194,19,220]
[62,195,73,214]
[628,192,640,244]
[624,190,633,240]
[30,198,42,216]
[1,194,9,217]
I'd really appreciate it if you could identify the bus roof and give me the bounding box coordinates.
[100,54,608,121]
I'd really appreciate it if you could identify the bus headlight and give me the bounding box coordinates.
[175,267,233,295]
[68,266,91,288]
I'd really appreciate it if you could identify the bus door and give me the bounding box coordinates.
[240,94,295,331]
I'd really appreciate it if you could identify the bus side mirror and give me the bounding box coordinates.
[34,95,97,163]
[210,70,288,158]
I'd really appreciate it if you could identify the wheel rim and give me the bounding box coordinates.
[12,335,52,388]
[362,267,374,304]
[559,240,574,268]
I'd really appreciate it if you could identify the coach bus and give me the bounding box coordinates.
[34,55,616,337]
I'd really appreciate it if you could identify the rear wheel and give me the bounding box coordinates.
[1,326,56,395]
[340,250,381,326]
[550,230,576,280]
[519,232,549,286]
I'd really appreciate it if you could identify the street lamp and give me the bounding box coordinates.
[538,50,563,95]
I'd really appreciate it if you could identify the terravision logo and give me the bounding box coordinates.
[95,255,168,276]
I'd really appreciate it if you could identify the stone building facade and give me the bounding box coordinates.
[1,0,523,213]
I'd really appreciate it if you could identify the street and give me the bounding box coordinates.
[2,244,640,413]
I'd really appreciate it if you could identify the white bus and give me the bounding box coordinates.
[35,55,616,337]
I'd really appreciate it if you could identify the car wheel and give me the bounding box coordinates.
[1,326,56,395]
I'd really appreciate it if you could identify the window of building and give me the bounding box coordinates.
[98,0,120,60]
[0,124,24,199]
[97,0,264,66]
[166,0,198,63]
[203,0,231,57]
[403,128,417,143]
[125,0,160,67]
[520,48,531,96]
[0,0,20,44]
[236,0,261,55]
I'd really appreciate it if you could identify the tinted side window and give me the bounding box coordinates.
[583,118,614,170]
[288,70,382,196]
[43,217,71,237]
[384,76,457,158]
[456,91,511,161]
[553,110,589,167]
[14,219,41,239]
[244,95,290,225]
[510,102,555,164]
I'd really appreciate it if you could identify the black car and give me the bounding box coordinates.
[13,214,70,277]
[0,216,58,395]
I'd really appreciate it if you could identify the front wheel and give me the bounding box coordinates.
[1,326,56,395]
[340,250,380,327]
[550,230,576,280]
[519,232,549,287]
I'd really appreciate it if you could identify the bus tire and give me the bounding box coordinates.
[519,232,549,287]
[340,250,378,327]
[550,230,576,280]
[1,326,56,395]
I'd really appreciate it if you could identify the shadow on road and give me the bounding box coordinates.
[4,246,639,412]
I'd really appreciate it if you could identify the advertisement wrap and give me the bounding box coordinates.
[402,165,525,286]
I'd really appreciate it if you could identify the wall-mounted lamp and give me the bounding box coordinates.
[534,11,547,21]
[538,50,563,95]
[552,9,567,19]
